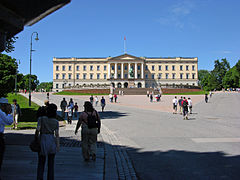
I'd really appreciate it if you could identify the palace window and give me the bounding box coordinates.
[83,74,86,79]
[68,66,72,71]
[172,73,175,79]
[76,66,79,71]
[125,74,128,78]
[192,65,195,71]
[97,65,100,71]
[145,65,148,70]
[90,74,93,79]
[145,74,148,79]
[76,74,79,79]
[158,65,161,71]
[152,74,155,79]
[138,74,140,79]
[172,65,175,71]
[97,74,100,79]
[111,66,114,70]
[118,74,121,78]
[166,73,169,79]
[62,84,64,88]
[192,73,195,79]
[180,65,183,71]
[83,66,86,71]
[118,65,121,70]
[103,66,106,71]
[125,65,127,70]
[56,84,58,88]
[165,65,168,71]
[180,73,183,79]
[158,73,162,79]
[138,65,140,70]
[152,65,155,71]
[186,65,189,71]
[186,73,189,79]
[62,65,65,71]
[56,66,59,71]
[68,74,72,79]
[56,74,59,79]
[62,74,65,79]
[69,84,71,87]
[90,65,93,71]
[104,74,107,79]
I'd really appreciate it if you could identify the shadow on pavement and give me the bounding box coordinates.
[98,111,128,120]
[3,132,240,179]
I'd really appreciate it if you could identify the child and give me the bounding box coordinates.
[67,105,72,124]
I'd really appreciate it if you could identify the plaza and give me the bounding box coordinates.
[2,92,240,179]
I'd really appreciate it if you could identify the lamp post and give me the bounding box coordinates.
[29,32,39,106]
[15,60,20,95]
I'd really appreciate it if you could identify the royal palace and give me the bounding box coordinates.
[52,53,198,92]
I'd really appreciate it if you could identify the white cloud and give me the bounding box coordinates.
[157,0,195,29]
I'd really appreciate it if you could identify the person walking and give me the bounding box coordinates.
[172,96,178,114]
[35,104,60,180]
[114,94,117,103]
[188,97,193,114]
[60,98,67,118]
[100,97,106,112]
[12,99,21,129]
[67,104,73,124]
[75,102,101,161]
[95,96,99,107]
[109,94,113,103]
[178,97,183,114]
[46,92,49,100]
[0,98,13,174]
[181,97,189,120]
[74,102,78,118]
[90,95,94,104]
[150,94,153,102]
[205,94,208,103]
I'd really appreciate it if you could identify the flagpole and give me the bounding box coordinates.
[124,36,126,54]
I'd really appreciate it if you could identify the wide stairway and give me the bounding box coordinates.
[114,88,159,95]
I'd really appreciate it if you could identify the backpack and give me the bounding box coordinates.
[182,100,188,108]
[86,111,99,129]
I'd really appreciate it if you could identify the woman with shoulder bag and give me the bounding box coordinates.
[35,104,60,180]
[75,101,101,162]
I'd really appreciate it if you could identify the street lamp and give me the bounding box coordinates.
[29,32,39,106]
[15,60,20,95]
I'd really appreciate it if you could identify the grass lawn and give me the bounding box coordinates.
[53,91,109,95]
[6,93,40,130]
[163,90,208,95]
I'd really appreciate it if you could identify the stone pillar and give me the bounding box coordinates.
[121,63,124,79]
[128,63,131,78]
[135,63,137,79]
[114,63,117,79]
[108,63,111,79]
[141,63,144,79]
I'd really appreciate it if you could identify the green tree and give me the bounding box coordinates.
[198,70,210,87]
[16,73,25,90]
[4,37,18,53]
[22,74,39,91]
[0,54,18,97]
[36,82,53,92]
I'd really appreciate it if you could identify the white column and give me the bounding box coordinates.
[108,63,111,79]
[114,63,117,79]
[128,63,131,78]
[141,63,144,79]
[121,63,124,79]
[135,63,137,79]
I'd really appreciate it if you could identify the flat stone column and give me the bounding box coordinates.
[121,63,124,79]
[135,63,137,79]
[141,63,144,79]
[108,64,111,79]
[114,63,117,79]
[128,63,131,78]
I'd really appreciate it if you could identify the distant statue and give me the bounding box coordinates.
[129,67,134,78]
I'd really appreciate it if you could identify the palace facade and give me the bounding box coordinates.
[52,54,198,92]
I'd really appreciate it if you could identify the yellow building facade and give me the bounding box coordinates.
[52,54,198,92]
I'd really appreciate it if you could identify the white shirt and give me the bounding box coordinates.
[0,109,13,133]
[95,97,98,102]
[172,98,178,105]
[188,99,192,106]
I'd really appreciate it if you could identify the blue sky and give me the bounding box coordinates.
[6,0,240,82]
